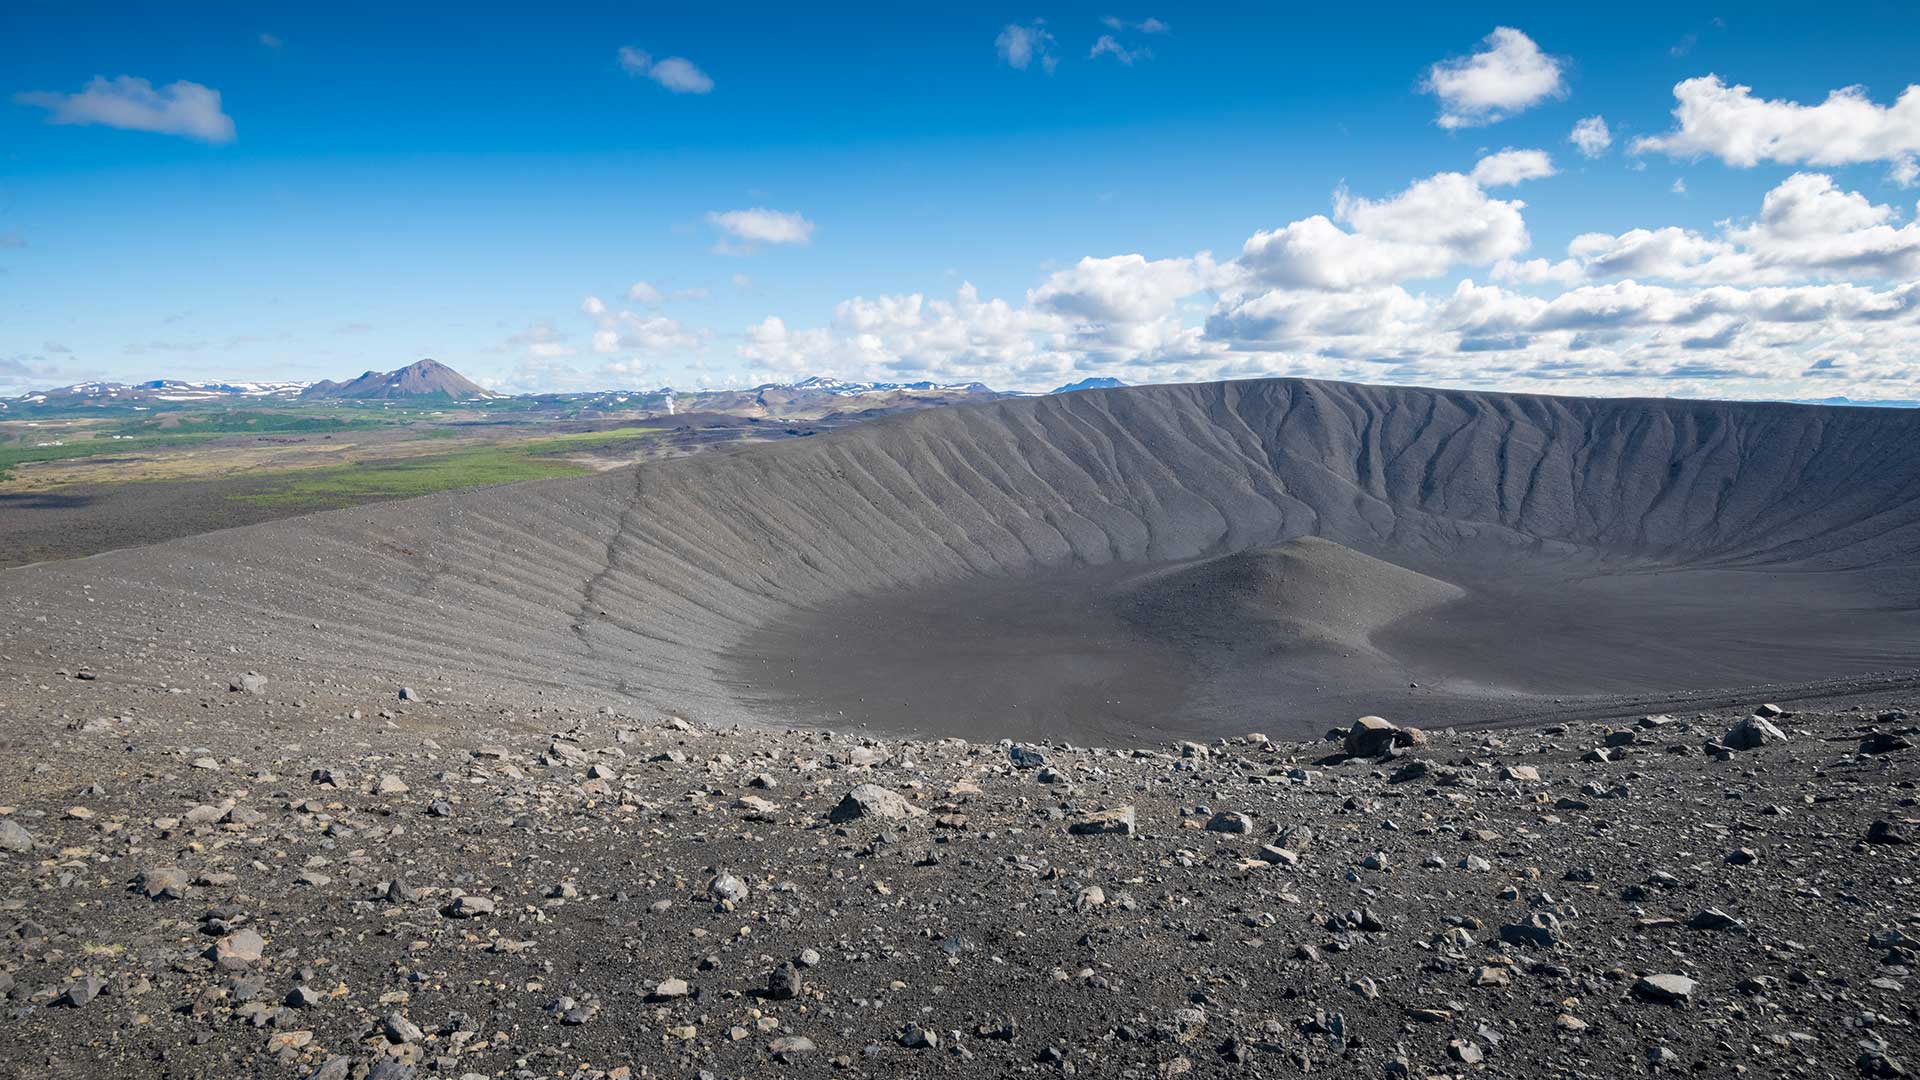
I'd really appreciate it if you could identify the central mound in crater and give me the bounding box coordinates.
[1116,537,1466,651]
[5,377,1919,743]
[729,537,1470,744]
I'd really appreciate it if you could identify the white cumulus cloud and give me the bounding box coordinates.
[706,208,815,251]
[1422,27,1566,130]
[1090,35,1151,65]
[1471,148,1556,187]
[1101,16,1169,33]
[14,76,235,144]
[1240,172,1529,289]
[723,164,1920,400]
[1633,76,1920,166]
[996,22,1058,73]
[1529,173,1920,287]
[579,293,708,356]
[1569,115,1611,157]
[618,46,714,94]
[1029,254,1219,323]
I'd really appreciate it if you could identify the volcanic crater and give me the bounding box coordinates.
[6,377,1920,743]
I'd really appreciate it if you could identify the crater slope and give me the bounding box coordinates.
[5,377,1920,741]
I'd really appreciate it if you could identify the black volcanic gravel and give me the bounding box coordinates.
[0,672,1915,1078]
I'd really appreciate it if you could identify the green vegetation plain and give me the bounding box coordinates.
[229,427,662,508]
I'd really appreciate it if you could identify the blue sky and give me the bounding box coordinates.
[5,4,1920,398]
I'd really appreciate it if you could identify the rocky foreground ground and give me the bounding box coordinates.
[0,669,1916,1079]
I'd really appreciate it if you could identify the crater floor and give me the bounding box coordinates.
[731,540,1920,743]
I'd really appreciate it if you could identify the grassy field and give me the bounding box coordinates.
[0,410,408,481]
[0,431,228,481]
[108,410,396,436]
[230,446,590,507]
[0,402,666,490]
[229,426,662,508]
[0,402,838,567]
[504,425,664,452]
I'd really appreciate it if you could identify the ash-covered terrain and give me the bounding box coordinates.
[2,376,1919,1077]
[0,681,1914,1079]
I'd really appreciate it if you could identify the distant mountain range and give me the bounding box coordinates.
[2,359,499,410]
[782,375,999,396]
[301,359,498,400]
[7,378,312,408]
[1796,396,1920,409]
[1052,376,1127,394]
[4,361,1002,409]
[15,363,1920,417]
[0,360,1018,421]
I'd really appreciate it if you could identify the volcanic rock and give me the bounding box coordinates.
[828,784,923,823]
[0,820,34,854]
[1345,716,1399,757]
[1068,806,1137,836]
[212,929,265,970]
[1725,714,1788,750]
[1633,973,1697,1004]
